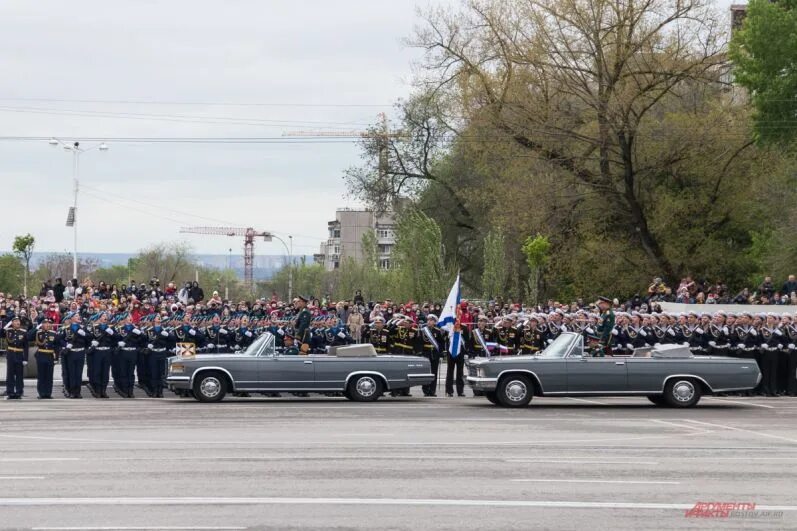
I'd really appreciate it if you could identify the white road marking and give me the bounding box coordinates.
[34,528,245,530]
[684,419,797,445]
[5,497,797,511]
[0,458,79,462]
[504,459,658,465]
[511,479,680,485]
[566,397,607,405]
[0,433,671,446]
[650,419,714,435]
[0,476,45,480]
[704,397,776,409]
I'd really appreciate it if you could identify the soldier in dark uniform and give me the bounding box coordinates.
[63,312,89,399]
[518,316,545,355]
[175,313,202,350]
[33,318,60,399]
[204,314,229,353]
[495,316,519,355]
[293,296,312,353]
[90,313,116,398]
[365,316,390,353]
[782,314,797,397]
[759,313,781,397]
[594,297,615,356]
[706,312,727,356]
[466,315,494,357]
[146,315,173,398]
[389,317,418,396]
[282,333,300,355]
[2,316,28,399]
[235,315,255,351]
[419,314,445,397]
[116,314,142,398]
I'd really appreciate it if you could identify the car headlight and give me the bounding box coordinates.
[476,367,486,378]
[170,363,185,374]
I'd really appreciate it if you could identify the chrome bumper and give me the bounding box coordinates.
[407,373,435,385]
[466,376,498,391]
[166,376,191,389]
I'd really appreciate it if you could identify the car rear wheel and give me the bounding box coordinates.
[663,378,701,408]
[647,394,667,406]
[347,374,383,402]
[192,372,227,403]
[496,375,533,408]
[484,392,499,405]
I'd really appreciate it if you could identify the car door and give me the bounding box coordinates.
[566,355,628,393]
[259,355,316,390]
[226,354,264,391]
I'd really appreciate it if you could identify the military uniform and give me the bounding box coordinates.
[90,321,117,398]
[420,323,445,396]
[33,325,60,399]
[495,324,519,355]
[465,324,494,358]
[146,323,174,398]
[595,303,615,356]
[518,324,544,355]
[365,325,390,354]
[63,320,90,398]
[2,322,28,399]
[116,322,143,398]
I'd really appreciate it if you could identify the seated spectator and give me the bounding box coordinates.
[733,288,751,304]
[783,275,797,296]
[760,276,775,299]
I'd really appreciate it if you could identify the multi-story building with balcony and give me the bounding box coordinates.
[314,209,396,271]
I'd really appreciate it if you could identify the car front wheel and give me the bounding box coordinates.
[347,374,383,402]
[663,378,701,408]
[192,372,228,403]
[496,375,533,408]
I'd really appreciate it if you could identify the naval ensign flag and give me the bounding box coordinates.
[438,274,462,358]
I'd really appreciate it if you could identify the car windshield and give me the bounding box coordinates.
[243,332,276,357]
[539,333,578,358]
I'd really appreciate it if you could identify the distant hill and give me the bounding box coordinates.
[28,252,314,281]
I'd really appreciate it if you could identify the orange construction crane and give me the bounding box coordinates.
[180,226,272,291]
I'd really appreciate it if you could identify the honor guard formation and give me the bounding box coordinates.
[2,277,797,400]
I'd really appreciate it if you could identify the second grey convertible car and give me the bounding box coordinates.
[166,334,434,403]
[467,333,761,408]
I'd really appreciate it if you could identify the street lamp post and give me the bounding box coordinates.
[269,234,293,301]
[49,138,108,281]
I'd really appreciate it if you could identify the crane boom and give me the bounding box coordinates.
[179,226,273,291]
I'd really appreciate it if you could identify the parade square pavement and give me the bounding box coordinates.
[1,381,796,530]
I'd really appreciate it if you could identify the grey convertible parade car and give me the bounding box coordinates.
[165,333,434,402]
[467,332,762,408]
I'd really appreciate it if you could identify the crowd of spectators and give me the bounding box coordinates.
[643,275,797,306]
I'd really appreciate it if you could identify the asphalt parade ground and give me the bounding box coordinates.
[1,383,796,530]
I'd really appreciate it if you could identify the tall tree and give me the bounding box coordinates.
[391,209,451,300]
[522,234,551,304]
[12,234,35,297]
[730,0,797,145]
[482,230,507,299]
[0,254,24,295]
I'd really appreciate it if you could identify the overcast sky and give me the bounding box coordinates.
[0,0,739,257]
[0,0,437,256]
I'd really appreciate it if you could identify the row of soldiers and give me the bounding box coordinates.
[5,304,796,400]
[1,309,312,400]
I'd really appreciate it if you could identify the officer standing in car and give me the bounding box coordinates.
[595,296,615,357]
